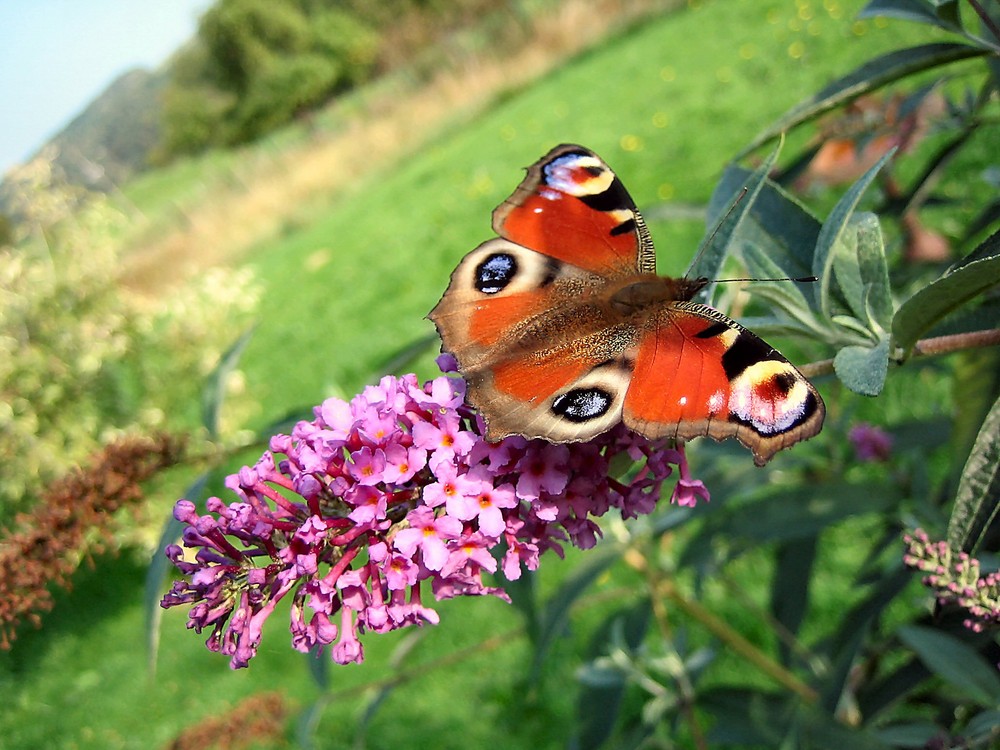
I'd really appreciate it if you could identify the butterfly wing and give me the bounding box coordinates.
[493,143,656,277]
[623,303,825,466]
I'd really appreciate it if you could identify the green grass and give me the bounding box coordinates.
[0,1,946,748]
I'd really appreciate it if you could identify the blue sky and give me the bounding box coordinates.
[0,0,209,176]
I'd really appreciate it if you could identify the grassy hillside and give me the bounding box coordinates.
[0,1,944,748]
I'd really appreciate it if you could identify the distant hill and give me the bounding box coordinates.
[44,66,168,191]
[0,66,167,237]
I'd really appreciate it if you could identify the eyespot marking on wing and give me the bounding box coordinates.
[552,388,614,423]
[475,252,518,294]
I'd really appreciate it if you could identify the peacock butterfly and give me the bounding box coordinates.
[429,144,825,466]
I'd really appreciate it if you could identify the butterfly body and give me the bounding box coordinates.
[430,144,824,465]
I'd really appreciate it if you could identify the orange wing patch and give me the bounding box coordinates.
[467,292,550,349]
[623,313,733,429]
[492,351,590,404]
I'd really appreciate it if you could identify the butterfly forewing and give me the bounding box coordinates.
[493,144,656,277]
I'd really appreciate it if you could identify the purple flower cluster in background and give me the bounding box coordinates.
[848,422,894,462]
[161,361,707,668]
[903,528,1000,633]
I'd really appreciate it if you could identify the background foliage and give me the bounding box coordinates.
[0,0,998,748]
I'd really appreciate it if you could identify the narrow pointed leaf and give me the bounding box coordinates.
[966,710,1000,742]
[961,197,1000,246]
[366,332,438,381]
[893,125,975,217]
[738,43,986,157]
[575,602,652,750]
[947,393,1000,554]
[145,471,210,673]
[834,336,890,396]
[872,722,940,747]
[799,706,895,750]
[859,0,963,32]
[681,480,899,566]
[815,151,896,317]
[824,566,914,710]
[898,625,1000,705]
[770,536,817,665]
[891,229,1000,353]
[949,349,1000,502]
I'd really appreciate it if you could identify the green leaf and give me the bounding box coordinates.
[962,196,1000,247]
[855,213,893,331]
[504,562,539,643]
[948,348,1000,501]
[833,336,890,396]
[947,392,1000,554]
[681,481,899,566]
[701,688,788,746]
[201,325,256,440]
[857,658,931,718]
[738,43,987,157]
[814,151,895,317]
[823,567,914,711]
[859,0,964,32]
[897,625,1000,705]
[891,228,1000,354]
[649,505,694,536]
[893,124,975,217]
[798,706,895,750]
[833,228,867,324]
[689,144,781,302]
[366,331,438,381]
[966,710,1000,743]
[743,241,814,317]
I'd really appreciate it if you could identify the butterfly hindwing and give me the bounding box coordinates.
[623,304,824,466]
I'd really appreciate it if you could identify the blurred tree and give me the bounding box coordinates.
[158,0,379,155]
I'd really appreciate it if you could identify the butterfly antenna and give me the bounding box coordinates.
[715,274,818,284]
[685,187,748,281]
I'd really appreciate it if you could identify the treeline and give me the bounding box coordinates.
[156,0,530,160]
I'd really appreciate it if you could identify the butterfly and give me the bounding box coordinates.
[429,144,825,466]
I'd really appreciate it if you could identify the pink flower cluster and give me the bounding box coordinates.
[161,364,707,668]
[903,528,1000,633]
